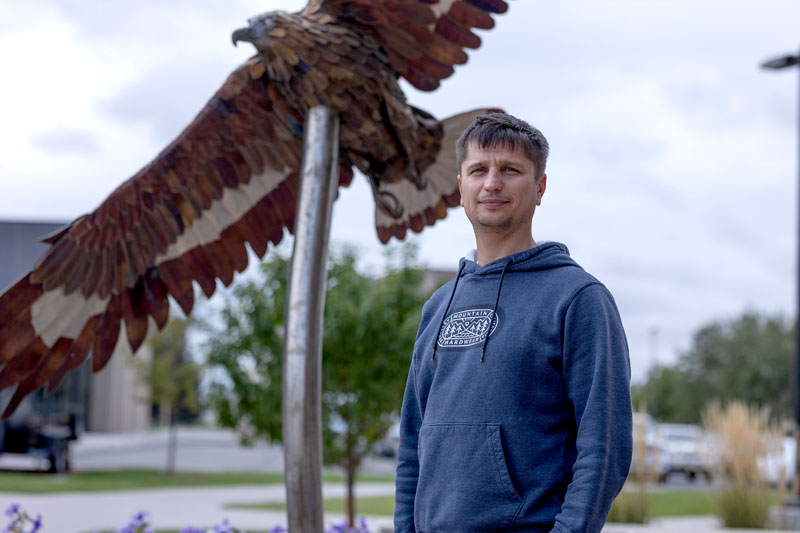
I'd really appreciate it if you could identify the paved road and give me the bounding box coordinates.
[1,426,397,476]
[70,426,397,476]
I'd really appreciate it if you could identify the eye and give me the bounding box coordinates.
[470,167,486,175]
[504,166,520,174]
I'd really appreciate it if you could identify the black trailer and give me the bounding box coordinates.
[0,364,87,474]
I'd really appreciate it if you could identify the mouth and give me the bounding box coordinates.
[478,198,509,208]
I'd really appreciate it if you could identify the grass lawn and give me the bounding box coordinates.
[651,489,781,518]
[227,489,783,518]
[0,469,394,494]
[649,490,716,517]
[228,494,396,516]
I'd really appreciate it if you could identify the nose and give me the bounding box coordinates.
[483,168,503,191]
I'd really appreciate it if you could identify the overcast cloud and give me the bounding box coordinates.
[1,0,799,382]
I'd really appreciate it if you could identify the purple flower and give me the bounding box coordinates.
[30,514,43,533]
[269,526,287,533]
[131,510,149,526]
[326,521,349,533]
[212,519,232,533]
[3,504,19,518]
[180,527,207,533]
[322,519,370,533]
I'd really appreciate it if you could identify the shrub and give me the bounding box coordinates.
[608,489,650,524]
[702,400,780,529]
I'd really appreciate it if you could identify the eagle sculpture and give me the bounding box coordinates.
[0,0,511,416]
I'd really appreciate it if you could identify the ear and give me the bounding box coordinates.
[457,175,464,207]
[536,174,547,206]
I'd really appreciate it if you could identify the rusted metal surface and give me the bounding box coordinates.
[0,0,511,418]
[283,105,340,532]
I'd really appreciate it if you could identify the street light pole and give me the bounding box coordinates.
[762,48,800,499]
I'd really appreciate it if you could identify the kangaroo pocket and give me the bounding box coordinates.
[415,423,523,531]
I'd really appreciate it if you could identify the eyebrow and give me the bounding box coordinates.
[465,158,529,173]
[464,162,485,173]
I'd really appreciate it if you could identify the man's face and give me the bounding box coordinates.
[458,142,546,235]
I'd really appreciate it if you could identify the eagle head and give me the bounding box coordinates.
[231,11,285,50]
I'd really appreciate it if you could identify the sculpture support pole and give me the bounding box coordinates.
[283,106,340,532]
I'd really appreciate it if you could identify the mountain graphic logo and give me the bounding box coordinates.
[437,308,499,347]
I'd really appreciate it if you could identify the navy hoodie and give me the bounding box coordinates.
[394,242,632,533]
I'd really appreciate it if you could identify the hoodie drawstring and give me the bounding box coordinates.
[480,261,509,363]
[431,262,466,361]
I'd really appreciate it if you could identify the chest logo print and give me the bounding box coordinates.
[437,308,499,347]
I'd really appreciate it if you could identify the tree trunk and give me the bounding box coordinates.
[158,401,171,426]
[166,404,177,476]
[346,455,356,528]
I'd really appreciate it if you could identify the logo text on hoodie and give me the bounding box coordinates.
[437,308,499,347]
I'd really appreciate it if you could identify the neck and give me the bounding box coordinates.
[475,230,536,265]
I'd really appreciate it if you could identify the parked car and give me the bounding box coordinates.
[0,397,78,473]
[653,423,715,482]
[371,420,400,459]
[758,435,796,488]
[629,415,715,483]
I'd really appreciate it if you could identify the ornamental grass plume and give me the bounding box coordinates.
[702,400,781,529]
[607,404,651,524]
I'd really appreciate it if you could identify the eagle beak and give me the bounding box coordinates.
[231,27,255,47]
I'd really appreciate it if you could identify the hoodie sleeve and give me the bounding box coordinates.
[394,358,422,532]
[552,283,632,533]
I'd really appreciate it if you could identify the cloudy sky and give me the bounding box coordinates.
[1,0,799,382]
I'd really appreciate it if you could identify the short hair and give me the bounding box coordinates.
[455,112,549,178]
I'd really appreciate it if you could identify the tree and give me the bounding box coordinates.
[632,365,697,423]
[635,311,793,424]
[136,317,201,475]
[206,244,431,526]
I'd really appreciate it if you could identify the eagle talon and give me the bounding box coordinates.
[378,191,404,219]
[370,178,404,219]
[405,159,427,190]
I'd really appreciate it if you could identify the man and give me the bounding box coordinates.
[394,113,632,532]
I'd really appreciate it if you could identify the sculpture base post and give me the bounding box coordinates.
[283,106,340,532]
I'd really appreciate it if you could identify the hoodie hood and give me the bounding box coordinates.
[431,241,579,362]
[460,241,578,275]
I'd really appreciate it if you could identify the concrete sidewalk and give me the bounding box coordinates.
[0,482,793,533]
[0,482,397,533]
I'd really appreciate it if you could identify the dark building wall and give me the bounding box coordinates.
[0,220,155,433]
[0,220,90,428]
[0,220,66,292]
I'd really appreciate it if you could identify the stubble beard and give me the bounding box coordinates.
[469,210,514,235]
[476,215,512,231]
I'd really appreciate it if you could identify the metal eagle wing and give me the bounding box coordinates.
[0,58,353,417]
[304,0,511,90]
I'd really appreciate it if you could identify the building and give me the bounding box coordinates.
[0,220,149,432]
